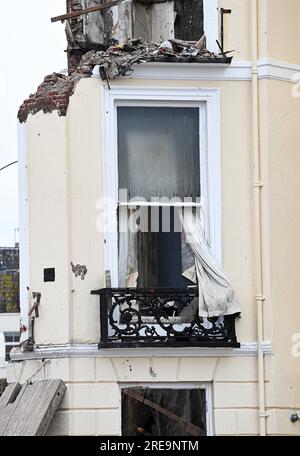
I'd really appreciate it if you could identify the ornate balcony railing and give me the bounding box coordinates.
[91,287,240,348]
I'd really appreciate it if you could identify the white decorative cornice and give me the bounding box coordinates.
[92,59,300,83]
[257,58,300,82]
[10,341,272,361]
[127,61,252,81]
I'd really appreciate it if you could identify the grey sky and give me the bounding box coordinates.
[0,1,66,246]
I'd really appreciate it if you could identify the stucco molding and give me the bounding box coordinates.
[257,58,300,82]
[10,341,272,361]
[92,61,251,81]
[92,59,300,82]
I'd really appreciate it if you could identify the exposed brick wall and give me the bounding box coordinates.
[17,70,92,124]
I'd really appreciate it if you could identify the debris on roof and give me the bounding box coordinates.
[18,37,232,123]
[81,37,232,80]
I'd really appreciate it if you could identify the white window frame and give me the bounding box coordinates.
[102,86,222,288]
[119,382,214,436]
[4,332,19,362]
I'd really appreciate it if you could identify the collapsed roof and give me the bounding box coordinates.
[18,0,233,123]
[65,0,206,72]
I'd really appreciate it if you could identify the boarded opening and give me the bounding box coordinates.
[122,387,206,436]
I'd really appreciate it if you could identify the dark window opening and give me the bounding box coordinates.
[44,268,55,282]
[135,207,193,289]
[174,0,204,41]
[122,388,207,436]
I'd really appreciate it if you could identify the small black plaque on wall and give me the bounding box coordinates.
[44,268,55,282]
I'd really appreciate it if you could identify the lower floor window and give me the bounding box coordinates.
[4,332,19,361]
[122,387,206,436]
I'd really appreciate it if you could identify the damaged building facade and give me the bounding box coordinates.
[6,0,300,436]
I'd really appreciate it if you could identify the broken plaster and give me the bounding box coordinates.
[17,38,231,124]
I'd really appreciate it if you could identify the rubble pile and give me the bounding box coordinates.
[79,36,232,80]
[18,37,232,123]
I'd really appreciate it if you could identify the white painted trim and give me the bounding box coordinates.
[10,341,273,361]
[93,61,251,81]
[204,0,219,54]
[93,59,300,82]
[119,381,214,436]
[128,61,251,80]
[102,86,222,285]
[18,123,30,337]
[258,58,300,82]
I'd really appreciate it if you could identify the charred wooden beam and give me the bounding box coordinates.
[51,0,123,23]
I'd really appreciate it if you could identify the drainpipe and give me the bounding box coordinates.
[251,0,267,436]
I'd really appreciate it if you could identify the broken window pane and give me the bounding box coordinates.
[122,388,206,436]
[117,107,200,201]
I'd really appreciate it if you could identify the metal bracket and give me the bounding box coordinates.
[220,8,232,53]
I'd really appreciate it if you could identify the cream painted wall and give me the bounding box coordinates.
[218,0,300,65]
[66,79,104,344]
[7,356,263,436]
[26,113,70,344]
[265,0,300,65]
[25,80,105,345]
[219,0,252,61]
[264,80,300,433]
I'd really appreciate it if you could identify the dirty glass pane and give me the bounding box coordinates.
[117,107,200,201]
[122,388,206,436]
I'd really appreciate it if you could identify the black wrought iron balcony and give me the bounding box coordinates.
[91,287,240,348]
